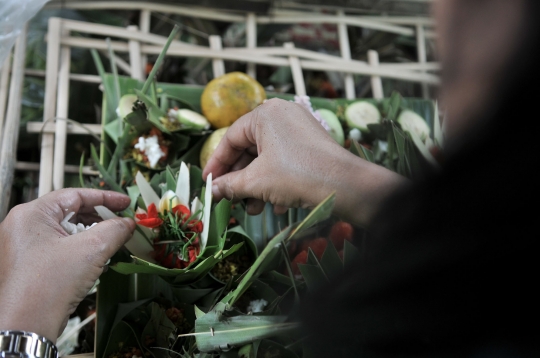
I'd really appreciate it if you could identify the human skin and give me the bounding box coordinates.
[0,189,135,342]
[203,0,526,227]
[203,98,407,227]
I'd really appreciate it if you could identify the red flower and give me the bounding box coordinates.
[187,219,203,233]
[172,205,191,223]
[135,203,163,228]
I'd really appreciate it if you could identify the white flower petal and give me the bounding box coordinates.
[200,172,212,252]
[176,162,190,207]
[135,171,161,209]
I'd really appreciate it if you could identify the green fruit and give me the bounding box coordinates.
[200,127,229,170]
[317,108,345,146]
[345,101,381,133]
[397,110,430,141]
[176,109,211,130]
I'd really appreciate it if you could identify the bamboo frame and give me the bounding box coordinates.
[0,55,13,142]
[28,15,438,198]
[0,24,28,220]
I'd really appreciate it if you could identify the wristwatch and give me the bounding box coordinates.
[0,331,58,358]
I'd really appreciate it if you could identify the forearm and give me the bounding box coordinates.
[322,149,408,228]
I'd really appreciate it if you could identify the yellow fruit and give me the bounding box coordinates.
[200,127,229,170]
[200,72,266,129]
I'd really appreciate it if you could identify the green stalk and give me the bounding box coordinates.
[141,25,180,95]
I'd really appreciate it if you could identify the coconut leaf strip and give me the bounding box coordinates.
[141,25,180,94]
[89,144,124,194]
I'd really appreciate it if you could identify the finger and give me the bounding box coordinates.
[72,217,136,266]
[76,213,103,226]
[273,205,289,216]
[230,151,257,172]
[38,189,131,222]
[211,163,260,202]
[203,108,260,180]
[246,198,265,215]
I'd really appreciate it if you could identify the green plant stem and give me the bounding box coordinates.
[141,25,180,95]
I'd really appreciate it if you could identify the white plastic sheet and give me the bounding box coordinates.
[0,0,49,68]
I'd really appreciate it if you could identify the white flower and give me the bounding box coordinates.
[247,299,268,313]
[60,212,97,235]
[134,135,165,168]
[159,190,180,213]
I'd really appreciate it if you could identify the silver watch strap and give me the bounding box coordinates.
[0,331,58,358]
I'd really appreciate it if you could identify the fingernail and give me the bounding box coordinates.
[212,184,220,196]
[122,217,136,229]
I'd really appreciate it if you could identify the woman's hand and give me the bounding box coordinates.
[203,98,407,226]
[0,188,135,342]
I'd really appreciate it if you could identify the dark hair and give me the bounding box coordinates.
[300,2,540,357]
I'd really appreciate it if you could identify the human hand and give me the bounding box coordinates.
[0,188,135,342]
[203,98,406,226]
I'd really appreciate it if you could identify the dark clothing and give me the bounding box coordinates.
[300,3,540,354]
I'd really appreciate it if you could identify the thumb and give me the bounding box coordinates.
[212,166,261,203]
[72,217,136,266]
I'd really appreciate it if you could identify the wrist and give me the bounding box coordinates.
[327,150,408,227]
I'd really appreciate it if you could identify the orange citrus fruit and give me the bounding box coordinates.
[200,72,266,129]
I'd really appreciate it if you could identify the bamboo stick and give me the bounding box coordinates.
[39,17,62,197]
[337,10,355,99]
[257,15,414,36]
[209,36,225,78]
[52,34,71,191]
[139,9,151,75]
[246,12,257,79]
[0,54,12,146]
[45,1,245,22]
[27,121,102,135]
[99,49,132,76]
[61,18,200,49]
[416,24,429,98]
[368,50,384,99]
[58,36,439,84]
[284,43,306,96]
[15,161,99,175]
[128,25,144,81]
[0,24,28,220]
[24,69,101,83]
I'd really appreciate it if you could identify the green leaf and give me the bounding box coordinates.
[126,185,140,211]
[110,243,244,286]
[141,302,177,351]
[288,193,335,242]
[349,140,374,162]
[141,25,180,94]
[189,302,298,352]
[298,263,328,292]
[320,241,343,278]
[165,166,177,192]
[343,239,361,268]
[112,298,153,329]
[102,321,144,358]
[207,199,232,250]
[134,89,171,134]
[387,91,402,121]
[90,144,124,194]
[170,287,215,305]
[96,270,132,358]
